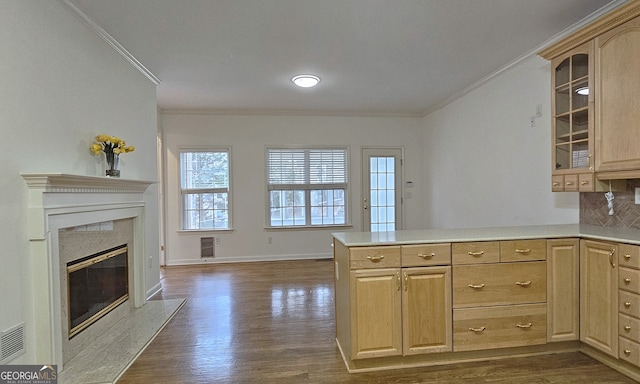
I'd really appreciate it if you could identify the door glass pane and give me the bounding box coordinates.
[555,58,570,86]
[572,54,588,79]
[370,156,396,232]
[556,144,570,170]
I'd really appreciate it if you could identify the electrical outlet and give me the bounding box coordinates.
[530,116,536,128]
[636,187,640,204]
[215,237,221,245]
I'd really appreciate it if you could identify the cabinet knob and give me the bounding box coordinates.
[625,301,632,308]
[625,254,632,260]
[625,349,632,356]
[580,181,589,185]
[624,278,632,284]
[552,182,560,187]
[566,181,574,186]
[625,325,632,331]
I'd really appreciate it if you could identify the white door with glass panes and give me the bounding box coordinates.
[362,148,402,232]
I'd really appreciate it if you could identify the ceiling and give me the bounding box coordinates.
[68,0,621,116]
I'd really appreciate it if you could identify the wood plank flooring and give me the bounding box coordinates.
[118,259,636,383]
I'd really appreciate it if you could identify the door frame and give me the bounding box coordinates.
[361,147,404,231]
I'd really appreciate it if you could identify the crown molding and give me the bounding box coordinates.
[539,0,637,59]
[58,0,160,86]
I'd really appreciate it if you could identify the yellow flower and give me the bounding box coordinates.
[95,134,109,142]
[90,143,103,154]
[125,145,135,153]
[113,147,122,154]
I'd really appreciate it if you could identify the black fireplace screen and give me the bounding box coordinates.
[67,244,129,338]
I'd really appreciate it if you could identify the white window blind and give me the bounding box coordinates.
[267,147,348,227]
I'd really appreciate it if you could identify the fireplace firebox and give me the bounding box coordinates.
[67,244,129,338]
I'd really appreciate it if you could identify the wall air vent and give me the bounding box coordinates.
[201,237,215,258]
[1,322,25,363]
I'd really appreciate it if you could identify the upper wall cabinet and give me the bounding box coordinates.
[595,16,640,174]
[540,1,640,190]
[550,42,594,192]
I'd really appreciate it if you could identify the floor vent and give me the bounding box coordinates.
[201,237,215,258]
[1,322,25,363]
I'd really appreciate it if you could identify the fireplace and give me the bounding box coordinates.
[67,244,129,338]
[22,173,154,369]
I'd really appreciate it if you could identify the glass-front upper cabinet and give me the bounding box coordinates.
[551,41,593,174]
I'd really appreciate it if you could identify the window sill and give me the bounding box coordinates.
[264,224,353,231]
[177,228,234,234]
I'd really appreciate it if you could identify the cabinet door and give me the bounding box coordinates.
[350,268,402,359]
[595,16,640,172]
[580,240,618,357]
[547,239,579,342]
[402,266,452,355]
[551,41,593,180]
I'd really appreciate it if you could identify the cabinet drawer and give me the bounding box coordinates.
[619,290,640,318]
[453,303,547,352]
[349,246,401,269]
[620,314,640,343]
[401,243,451,267]
[452,242,500,265]
[453,262,546,308]
[619,337,640,367]
[620,244,640,270]
[500,239,546,262]
[620,267,640,294]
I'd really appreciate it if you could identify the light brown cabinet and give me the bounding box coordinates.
[452,240,547,352]
[335,242,452,363]
[580,239,619,357]
[547,239,580,342]
[540,2,640,189]
[349,267,402,359]
[618,243,640,367]
[594,16,640,174]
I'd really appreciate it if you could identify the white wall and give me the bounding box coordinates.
[422,55,579,229]
[161,113,424,264]
[0,0,159,363]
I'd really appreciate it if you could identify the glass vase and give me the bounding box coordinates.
[105,151,120,178]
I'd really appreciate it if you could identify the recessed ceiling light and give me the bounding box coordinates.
[292,74,320,88]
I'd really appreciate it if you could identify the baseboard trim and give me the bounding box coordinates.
[165,253,333,266]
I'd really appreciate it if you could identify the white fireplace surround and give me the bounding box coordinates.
[22,173,154,369]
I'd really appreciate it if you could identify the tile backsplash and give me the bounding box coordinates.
[580,180,640,229]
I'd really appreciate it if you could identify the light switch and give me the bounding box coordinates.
[636,188,640,204]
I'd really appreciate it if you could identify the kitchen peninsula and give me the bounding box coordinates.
[333,224,640,381]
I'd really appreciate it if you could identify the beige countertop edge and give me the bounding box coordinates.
[332,224,640,247]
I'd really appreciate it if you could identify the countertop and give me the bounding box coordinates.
[332,224,640,247]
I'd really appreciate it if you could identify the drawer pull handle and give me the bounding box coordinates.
[516,323,532,329]
[552,182,560,187]
[580,181,588,185]
[625,325,632,331]
[396,272,401,291]
[566,181,574,186]
[625,278,632,284]
[366,255,385,262]
[469,327,486,333]
[515,249,531,254]
[404,272,408,291]
[625,254,632,260]
[625,349,632,356]
[468,284,485,289]
[468,251,484,257]
[515,281,532,287]
[418,253,435,259]
[625,302,632,308]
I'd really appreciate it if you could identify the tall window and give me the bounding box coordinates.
[180,149,231,230]
[267,147,348,227]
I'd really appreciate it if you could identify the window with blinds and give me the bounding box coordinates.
[267,147,348,227]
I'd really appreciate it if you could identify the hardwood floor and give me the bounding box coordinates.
[118,259,636,383]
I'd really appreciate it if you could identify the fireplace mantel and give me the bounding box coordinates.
[22,173,155,369]
[22,173,154,193]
